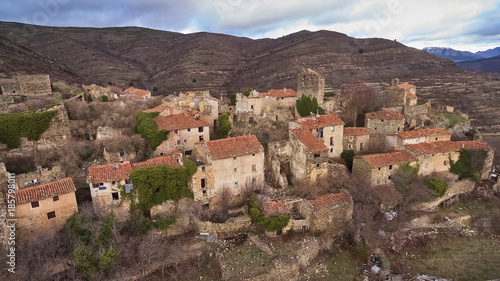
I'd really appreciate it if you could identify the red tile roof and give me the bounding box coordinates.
[366,110,404,120]
[397,128,451,140]
[360,151,416,168]
[262,200,291,216]
[296,113,344,129]
[373,185,403,203]
[310,192,350,210]
[407,93,418,99]
[398,82,416,90]
[261,88,297,98]
[407,140,492,155]
[343,127,370,136]
[88,162,132,184]
[121,87,150,99]
[132,154,183,169]
[9,178,76,206]
[290,129,328,153]
[206,135,264,160]
[144,104,169,113]
[154,111,209,131]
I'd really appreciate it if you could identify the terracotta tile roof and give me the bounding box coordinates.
[132,154,183,169]
[407,93,418,99]
[206,135,264,160]
[262,200,291,216]
[360,151,416,168]
[120,87,150,99]
[310,192,349,210]
[296,113,344,129]
[88,162,132,184]
[373,185,403,203]
[154,111,209,131]
[261,88,297,98]
[397,128,451,140]
[9,178,76,206]
[144,105,169,113]
[366,110,404,120]
[407,140,492,155]
[290,129,328,153]
[398,82,416,90]
[343,127,370,136]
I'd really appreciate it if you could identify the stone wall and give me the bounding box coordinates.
[14,166,65,190]
[195,215,251,238]
[190,164,216,205]
[297,69,325,106]
[0,78,20,95]
[413,179,475,211]
[343,134,370,152]
[365,117,404,135]
[18,74,52,95]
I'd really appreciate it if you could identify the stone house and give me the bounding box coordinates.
[397,82,417,105]
[373,184,403,212]
[154,111,210,156]
[289,129,329,181]
[352,151,417,186]
[235,88,297,123]
[394,128,451,150]
[88,154,184,216]
[83,84,114,101]
[405,140,494,178]
[144,104,176,116]
[343,127,370,152]
[190,161,215,207]
[0,74,52,96]
[365,110,405,135]
[7,178,78,237]
[197,135,265,200]
[120,87,151,100]
[308,191,353,232]
[289,113,345,158]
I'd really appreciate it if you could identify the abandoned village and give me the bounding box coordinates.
[0,70,499,280]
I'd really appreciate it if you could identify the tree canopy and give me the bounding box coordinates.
[296,95,325,117]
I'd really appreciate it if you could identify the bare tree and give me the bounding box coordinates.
[341,82,379,127]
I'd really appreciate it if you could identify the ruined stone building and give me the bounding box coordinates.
[297,69,325,106]
[163,91,220,130]
[235,88,297,124]
[365,110,405,135]
[83,84,114,101]
[394,128,451,150]
[120,86,151,100]
[0,74,52,96]
[196,135,265,201]
[352,151,417,186]
[289,113,345,158]
[259,191,353,235]
[289,129,330,181]
[343,127,370,152]
[7,178,78,237]
[87,154,184,217]
[405,140,494,178]
[154,111,210,156]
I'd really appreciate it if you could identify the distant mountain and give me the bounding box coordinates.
[475,47,500,58]
[457,55,500,73]
[422,47,483,62]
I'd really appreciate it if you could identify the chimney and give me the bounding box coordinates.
[316,109,320,117]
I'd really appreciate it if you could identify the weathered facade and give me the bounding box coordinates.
[297,69,325,106]
[8,178,78,237]
[343,127,370,152]
[0,74,52,96]
[235,89,297,124]
[395,128,451,150]
[154,111,210,156]
[290,113,345,158]
[120,87,151,100]
[352,151,417,186]
[365,110,405,135]
[197,135,265,199]
[289,129,329,181]
[308,192,353,232]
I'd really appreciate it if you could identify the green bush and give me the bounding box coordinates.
[129,158,196,211]
[215,113,232,139]
[230,93,237,106]
[152,215,177,230]
[0,110,56,148]
[425,178,448,197]
[98,247,117,274]
[296,95,325,117]
[248,194,290,232]
[243,88,252,97]
[442,112,467,129]
[100,95,109,102]
[449,148,488,181]
[324,92,336,97]
[135,111,169,149]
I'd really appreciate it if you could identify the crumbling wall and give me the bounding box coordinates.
[297,69,325,106]
[195,215,251,238]
[14,166,65,190]
[18,74,52,95]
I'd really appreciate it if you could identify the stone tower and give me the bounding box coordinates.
[297,69,325,106]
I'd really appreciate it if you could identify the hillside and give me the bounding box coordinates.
[457,55,500,73]
[0,21,500,135]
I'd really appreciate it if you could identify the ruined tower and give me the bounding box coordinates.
[297,69,325,106]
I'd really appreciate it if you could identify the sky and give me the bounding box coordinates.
[0,0,499,52]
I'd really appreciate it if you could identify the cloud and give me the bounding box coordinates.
[0,0,498,51]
